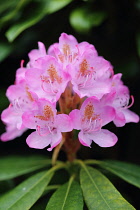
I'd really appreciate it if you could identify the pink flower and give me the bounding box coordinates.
[102,74,139,126]
[1,80,37,141]
[69,52,113,98]
[48,33,113,99]
[25,55,70,102]
[70,97,117,147]
[1,107,27,141]
[48,33,78,67]
[22,99,73,151]
[48,33,98,70]
[1,33,139,152]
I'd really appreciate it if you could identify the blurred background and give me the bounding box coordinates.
[0,0,140,208]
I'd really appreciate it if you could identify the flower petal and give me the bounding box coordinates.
[26,131,51,149]
[78,131,92,147]
[88,129,118,147]
[55,114,73,132]
[101,106,115,126]
[113,111,126,127]
[47,131,62,151]
[1,125,27,141]
[22,111,37,129]
[59,33,78,50]
[122,109,139,123]
[1,107,23,129]
[69,109,81,130]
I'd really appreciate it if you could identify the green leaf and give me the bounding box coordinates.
[0,170,54,210]
[80,165,135,210]
[98,160,140,188]
[0,155,51,181]
[136,33,140,57]
[0,89,9,111]
[46,178,83,210]
[0,0,18,14]
[70,7,107,33]
[0,0,32,26]
[46,0,73,14]
[5,3,45,42]
[0,42,13,62]
[6,0,72,42]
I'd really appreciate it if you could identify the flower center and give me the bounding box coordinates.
[83,103,94,120]
[26,87,34,101]
[63,44,71,57]
[34,105,54,121]
[79,59,89,76]
[47,64,62,84]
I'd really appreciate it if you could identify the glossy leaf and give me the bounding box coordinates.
[0,155,51,181]
[46,0,73,14]
[99,160,140,188]
[70,7,107,33]
[46,180,83,210]
[0,0,31,26]
[136,33,140,57]
[0,0,18,14]
[0,170,54,210]
[0,42,13,62]
[6,0,72,42]
[80,165,135,210]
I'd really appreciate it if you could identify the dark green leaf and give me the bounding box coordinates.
[0,42,13,62]
[0,0,32,26]
[6,0,72,42]
[46,0,73,14]
[0,180,15,195]
[0,0,18,14]
[99,160,140,188]
[80,165,135,210]
[0,155,51,181]
[70,7,107,33]
[136,33,140,57]
[46,180,83,210]
[0,170,54,210]
[0,89,9,111]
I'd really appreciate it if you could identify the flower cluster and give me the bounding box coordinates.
[1,33,139,151]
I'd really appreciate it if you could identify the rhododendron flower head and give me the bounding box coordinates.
[1,33,139,156]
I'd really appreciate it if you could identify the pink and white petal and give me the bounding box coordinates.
[1,107,22,126]
[69,109,81,130]
[22,111,37,129]
[1,125,27,141]
[122,109,139,123]
[59,33,78,49]
[89,129,118,147]
[47,43,59,57]
[6,83,25,101]
[55,114,73,132]
[78,131,92,147]
[28,42,46,61]
[15,67,27,83]
[26,131,51,149]
[88,81,111,99]
[101,91,116,106]
[25,68,42,89]
[38,41,47,55]
[101,106,116,126]
[78,42,98,56]
[113,111,126,127]
[47,132,62,151]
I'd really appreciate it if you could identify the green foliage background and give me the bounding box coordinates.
[0,0,140,209]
